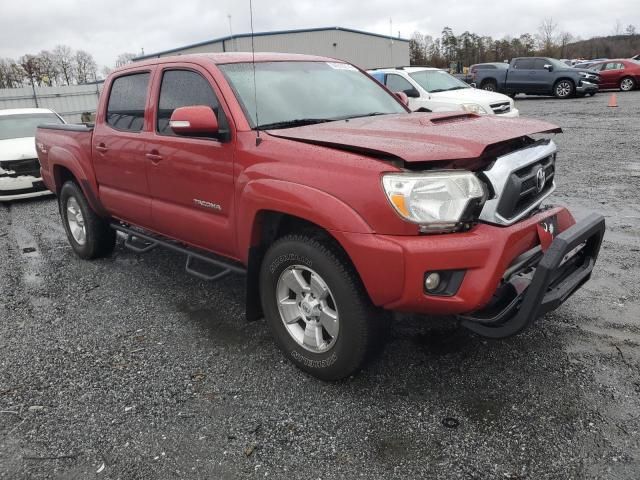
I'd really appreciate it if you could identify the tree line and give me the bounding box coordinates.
[0,46,99,89]
[409,19,639,68]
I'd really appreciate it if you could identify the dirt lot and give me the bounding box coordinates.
[1,91,639,480]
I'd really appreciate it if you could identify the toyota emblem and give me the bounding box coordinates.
[536,167,546,192]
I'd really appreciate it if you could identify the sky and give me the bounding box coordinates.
[0,0,637,69]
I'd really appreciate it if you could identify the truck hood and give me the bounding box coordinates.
[430,87,512,105]
[267,113,560,163]
[0,136,37,162]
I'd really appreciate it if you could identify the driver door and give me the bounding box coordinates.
[145,65,237,258]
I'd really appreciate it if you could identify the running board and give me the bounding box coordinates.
[111,224,246,282]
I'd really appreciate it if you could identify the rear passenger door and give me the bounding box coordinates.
[146,65,237,258]
[92,71,153,227]
[508,59,535,92]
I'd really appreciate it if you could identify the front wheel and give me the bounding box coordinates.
[620,77,636,92]
[259,234,382,380]
[481,80,497,92]
[59,181,116,259]
[554,80,574,98]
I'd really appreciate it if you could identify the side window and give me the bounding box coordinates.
[385,74,414,93]
[533,59,549,70]
[106,73,150,132]
[513,59,534,69]
[157,69,227,138]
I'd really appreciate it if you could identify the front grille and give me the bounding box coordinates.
[0,158,41,178]
[478,140,557,226]
[501,156,555,219]
[490,102,511,114]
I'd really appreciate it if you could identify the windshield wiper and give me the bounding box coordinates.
[256,118,333,130]
[338,112,389,120]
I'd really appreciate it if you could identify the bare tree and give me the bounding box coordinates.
[20,54,41,86]
[0,59,24,88]
[627,24,637,36]
[538,18,559,56]
[52,45,75,85]
[37,50,58,86]
[74,50,97,84]
[559,32,574,58]
[115,52,136,68]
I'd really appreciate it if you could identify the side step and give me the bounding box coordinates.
[111,224,246,282]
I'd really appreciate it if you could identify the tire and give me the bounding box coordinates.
[588,92,596,97]
[259,234,382,381]
[59,181,116,259]
[553,79,574,98]
[620,77,635,92]
[508,92,517,99]
[481,80,497,92]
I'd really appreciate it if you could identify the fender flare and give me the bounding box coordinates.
[48,146,107,216]
[236,179,374,263]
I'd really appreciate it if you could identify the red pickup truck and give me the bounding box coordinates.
[36,53,605,380]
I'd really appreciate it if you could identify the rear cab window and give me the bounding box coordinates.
[106,73,150,132]
[156,69,229,140]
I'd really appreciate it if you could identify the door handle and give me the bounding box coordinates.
[95,143,108,153]
[145,151,163,163]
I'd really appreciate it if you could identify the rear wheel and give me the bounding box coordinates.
[553,79,574,98]
[260,234,382,380]
[481,80,497,92]
[620,77,635,91]
[59,181,115,259]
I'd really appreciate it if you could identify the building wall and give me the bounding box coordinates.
[152,29,409,69]
[0,83,102,123]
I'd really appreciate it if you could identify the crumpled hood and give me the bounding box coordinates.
[0,136,37,162]
[266,113,560,163]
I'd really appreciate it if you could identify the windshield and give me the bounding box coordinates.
[0,113,63,140]
[408,70,470,93]
[218,61,407,129]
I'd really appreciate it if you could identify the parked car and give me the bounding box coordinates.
[36,53,605,380]
[0,108,64,201]
[475,57,600,98]
[632,54,640,61]
[368,67,519,117]
[588,59,640,91]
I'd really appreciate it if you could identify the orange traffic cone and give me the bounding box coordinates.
[608,93,618,108]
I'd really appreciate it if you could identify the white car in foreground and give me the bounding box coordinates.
[0,108,65,201]
[368,67,519,117]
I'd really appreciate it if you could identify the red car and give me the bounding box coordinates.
[35,53,604,380]
[589,59,640,91]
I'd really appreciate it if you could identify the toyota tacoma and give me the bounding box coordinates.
[35,53,605,380]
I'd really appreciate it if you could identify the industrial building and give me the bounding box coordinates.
[133,26,409,69]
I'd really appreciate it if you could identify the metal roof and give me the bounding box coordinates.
[134,26,410,61]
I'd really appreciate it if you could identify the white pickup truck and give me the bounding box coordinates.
[369,67,519,117]
[0,108,64,201]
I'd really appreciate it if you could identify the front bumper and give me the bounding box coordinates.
[0,175,51,201]
[459,212,605,338]
[496,107,520,118]
[576,80,598,93]
[334,207,604,326]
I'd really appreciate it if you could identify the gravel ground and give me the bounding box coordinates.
[1,91,639,480]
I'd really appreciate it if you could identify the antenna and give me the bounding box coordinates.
[249,0,261,146]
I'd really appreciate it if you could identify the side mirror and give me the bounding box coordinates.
[404,87,420,98]
[394,91,409,106]
[543,64,553,72]
[470,82,477,88]
[169,105,218,136]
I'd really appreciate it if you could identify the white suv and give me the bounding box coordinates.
[368,67,519,117]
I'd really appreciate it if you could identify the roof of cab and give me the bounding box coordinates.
[121,52,344,72]
[0,108,56,117]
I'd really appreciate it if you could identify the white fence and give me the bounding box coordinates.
[0,83,103,123]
